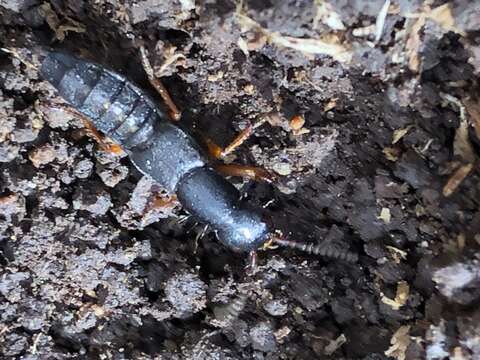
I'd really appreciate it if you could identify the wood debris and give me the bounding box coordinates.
[443,163,474,197]
[428,3,465,36]
[352,24,376,38]
[313,0,345,31]
[463,97,480,141]
[384,325,411,360]
[375,0,391,43]
[383,147,400,161]
[440,94,476,163]
[153,44,187,78]
[273,326,291,343]
[453,117,475,164]
[405,15,426,73]
[405,3,465,73]
[324,334,347,355]
[323,97,338,112]
[392,126,412,144]
[271,33,352,63]
[378,207,391,224]
[439,93,476,197]
[38,3,86,42]
[386,246,407,264]
[381,281,410,310]
[236,14,352,63]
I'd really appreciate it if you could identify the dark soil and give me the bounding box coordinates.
[1,0,480,359]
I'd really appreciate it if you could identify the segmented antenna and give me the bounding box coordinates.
[272,237,358,263]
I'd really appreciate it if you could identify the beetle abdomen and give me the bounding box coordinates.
[40,51,164,149]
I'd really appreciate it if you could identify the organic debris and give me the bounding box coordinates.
[381,281,410,310]
[384,325,411,360]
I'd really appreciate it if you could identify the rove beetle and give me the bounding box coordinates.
[2,47,358,266]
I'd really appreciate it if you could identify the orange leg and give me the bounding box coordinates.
[41,102,123,155]
[220,122,253,158]
[145,193,179,212]
[204,116,268,160]
[139,46,182,122]
[215,163,276,183]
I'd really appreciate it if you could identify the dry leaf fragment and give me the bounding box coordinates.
[237,37,249,56]
[428,3,465,36]
[55,22,86,41]
[463,97,480,141]
[39,3,61,34]
[454,116,476,163]
[440,94,477,163]
[243,84,255,95]
[392,126,412,144]
[378,207,391,224]
[324,334,347,355]
[439,93,476,195]
[405,15,425,73]
[381,281,409,310]
[313,0,345,31]
[443,163,474,197]
[375,0,391,43]
[395,281,409,306]
[385,325,411,360]
[271,34,352,63]
[457,233,466,251]
[324,97,338,112]
[153,46,186,78]
[29,144,56,168]
[383,147,400,161]
[207,71,224,82]
[274,326,291,342]
[405,3,465,73]
[352,24,376,38]
[452,346,468,360]
[39,3,86,42]
[386,246,407,264]
[236,14,352,63]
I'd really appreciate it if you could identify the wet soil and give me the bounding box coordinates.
[1,0,480,359]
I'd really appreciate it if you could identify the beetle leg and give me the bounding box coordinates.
[139,46,182,122]
[41,102,123,155]
[204,116,268,159]
[220,122,254,157]
[214,163,276,183]
[220,116,269,157]
[145,193,179,212]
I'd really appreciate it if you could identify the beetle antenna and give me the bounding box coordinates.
[271,236,358,263]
